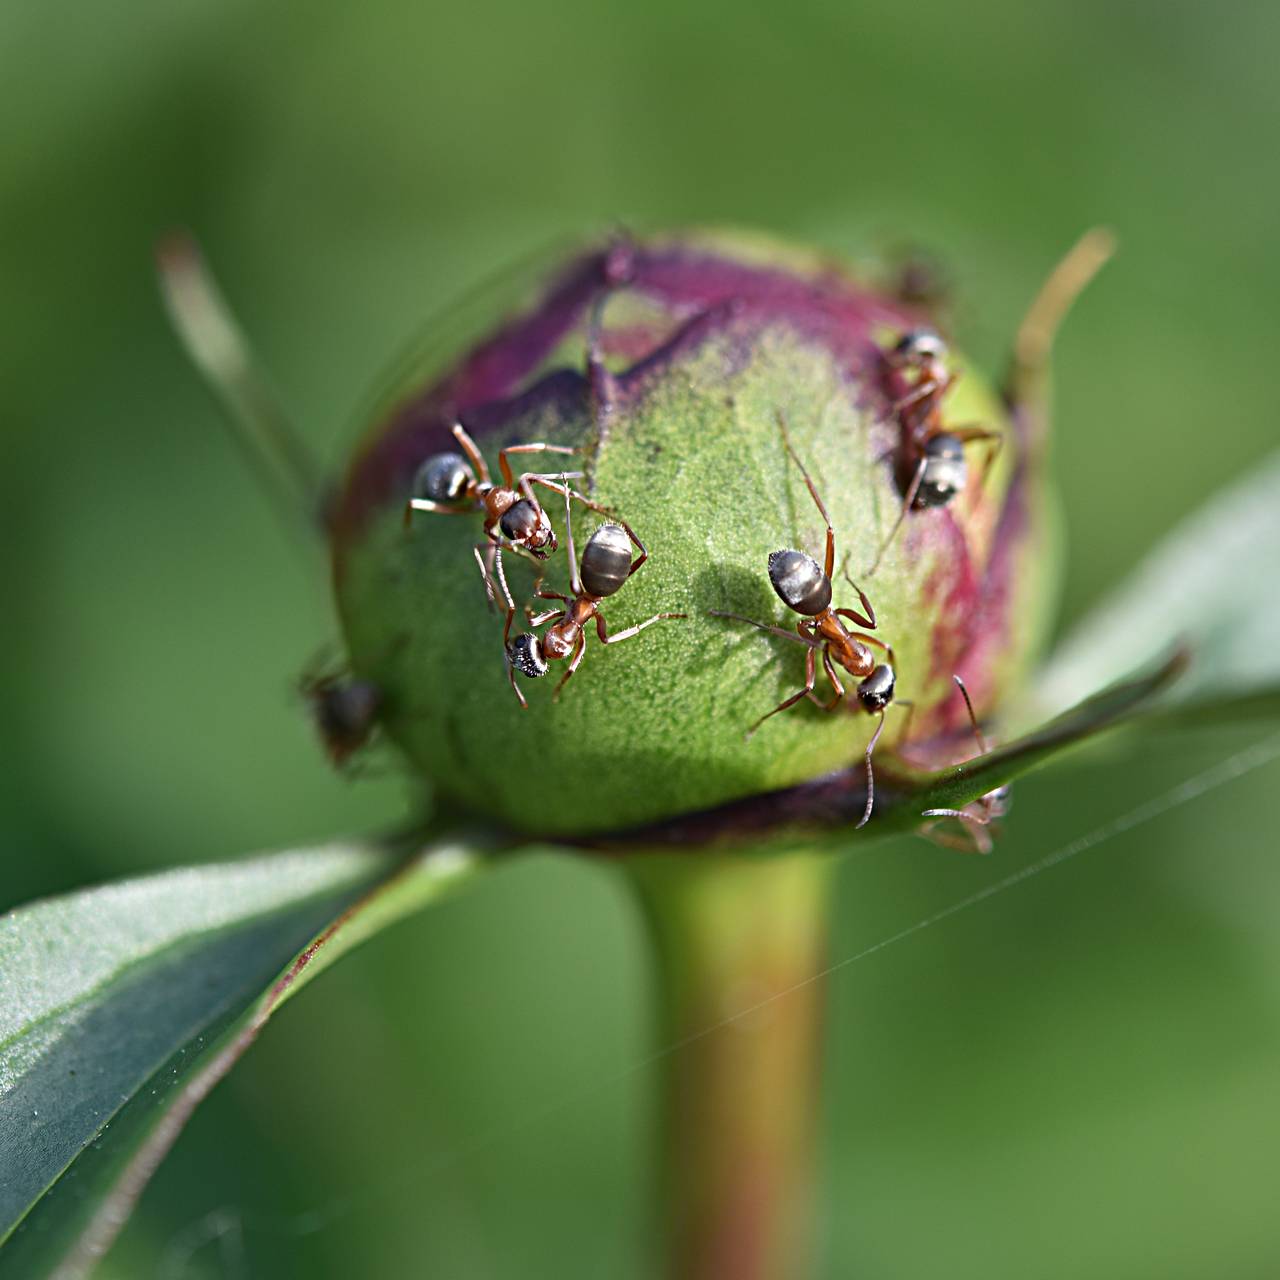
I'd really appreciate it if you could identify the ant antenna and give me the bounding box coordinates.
[560,472,583,595]
[856,710,887,830]
[951,673,990,754]
[865,458,927,576]
[156,232,325,537]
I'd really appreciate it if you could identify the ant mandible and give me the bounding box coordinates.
[711,414,900,829]
[866,329,1002,574]
[920,674,1011,854]
[405,421,608,602]
[501,477,685,707]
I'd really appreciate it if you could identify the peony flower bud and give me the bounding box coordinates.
[329,230,1055,841]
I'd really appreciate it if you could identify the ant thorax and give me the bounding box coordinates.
[543,619,580,660]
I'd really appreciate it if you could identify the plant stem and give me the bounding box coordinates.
[624,848,836,1280]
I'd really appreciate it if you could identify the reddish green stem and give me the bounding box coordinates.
[625,849,836,1280]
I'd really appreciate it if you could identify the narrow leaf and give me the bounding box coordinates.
[0,838,482,1279]
[887,648,1190,826]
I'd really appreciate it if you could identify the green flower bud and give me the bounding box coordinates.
[329,230,1055,840]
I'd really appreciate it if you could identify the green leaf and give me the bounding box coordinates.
[884,649,1190,827]
[1030,449,1280,726]
[0,838,482,1279]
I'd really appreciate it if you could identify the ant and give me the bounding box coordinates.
[920,674,1011,854]
[711,415,900,829]
[868,230,1118,575]
[405,421,608,602]
[300,665,383,771]
[867,328,1002,574]
[501,477,685,706]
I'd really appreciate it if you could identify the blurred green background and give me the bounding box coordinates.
[4,0,1279,1275]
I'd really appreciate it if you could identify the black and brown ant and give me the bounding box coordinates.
[711,416,900,828]
[867,329,1002,573]
[501,478,685,706]
[869,230,1118,575]
[920,674,1011,854]
[405,421,608,601]
[300,665,383,771]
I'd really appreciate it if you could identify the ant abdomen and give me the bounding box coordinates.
[915,433,968,509]
[579,523,634,598]
[413,452,473,505]
[767,549,832,616]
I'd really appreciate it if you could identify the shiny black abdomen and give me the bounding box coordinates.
[580,524,633,598]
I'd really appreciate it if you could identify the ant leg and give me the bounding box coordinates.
[893,697,916,745]
[500,597,530,710]
[404,497,471,528]
[856,710,888,830]
[953,425,1006,501]
[524,473,609,516]
[472,545,499,608]
[808,648,846,711]
[525,475,617,558]
[922,804,993,827]
[552,633,588,701]
[607,518,648,579]
[948,673,990,754]
[777,410,836,578]
[1006,229,1115,434]
[497,553,531,695]
[451,423,491,485]
[498,443,578,488]
[946,423,1005,495]
[835,565,879,629]
[528,607,563,627]
[865,456,927,575]
[919,816,991,855]
[519,472,585,511]
[707,612,821,649]
[505,657,529,710]
[949,425,1002,448]
[501,442,578,486]
[747,643,819,739]
[595,610,686,645]
[890,371,956,417]
[533,581,572,607]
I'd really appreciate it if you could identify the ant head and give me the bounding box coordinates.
[506,633,548,679]
[857,664,896,713]
[915,432,968,509]
[768,549,832,616]
[500,498,555,552]
[413,452,474,504]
